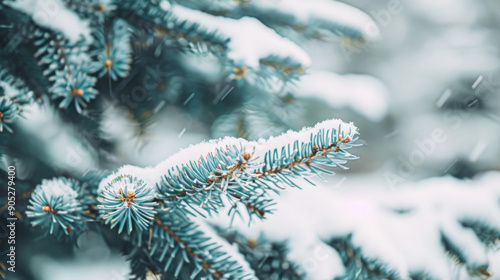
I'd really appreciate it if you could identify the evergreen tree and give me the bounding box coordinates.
[0,0,499,279]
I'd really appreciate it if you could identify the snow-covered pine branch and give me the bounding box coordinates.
[0,67,33,132]
[6,0,93,43]
[173,0,380,43]
[208,173,500,279]
[26,177,85,240]
[99,118,359,220]
[120,1,311,83]
[26,118,359,279]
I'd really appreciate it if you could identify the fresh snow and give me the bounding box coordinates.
[101,118,357,189]
[163,4,311,69]
[250,0,380,40]
[208,173,500,279]
[7,0,92,43]
[35,177,78,203]
[172,0,379,41]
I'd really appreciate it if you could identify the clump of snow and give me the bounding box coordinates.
[98,173,146,195]
[7,0,92,43]
[291,71,390,122]
[159,0,171,10]
[35,177,78,203]
[164,4,311,69]
[98,165,156,194]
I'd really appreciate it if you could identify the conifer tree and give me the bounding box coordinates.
[0,1,499,280]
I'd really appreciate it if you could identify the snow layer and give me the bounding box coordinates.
[7,0,92,43]
[164,4,311,68]
[291,71,390,122]
[209,173,500,279]
[250,0,380,40]
[36,177,78,203]
[174,0,379,41]
[100,118,357,191]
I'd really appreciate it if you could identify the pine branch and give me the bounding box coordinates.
[152,216,227,279]
[32,29,98,113]
[118,1,310,83]
[25,118,359,278]
[127,211,256,279]
[214,228,304,280]
[9,1,390,278]
[0,66,33,133]
[173,0,380,42]
[101,119,359,222]
[62,0,116,23]
[209,175,500,279]
[88,19,133,81]
[26,177,86,242]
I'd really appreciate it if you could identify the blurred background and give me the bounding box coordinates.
[3,0,500,279]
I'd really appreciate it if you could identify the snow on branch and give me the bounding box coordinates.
[26,118,359,278]
[174,0,380,42]
[26,177,85,241]
[7,0,92,43]
[133,2,311,82]
[168,4,310,68]
[209,173,500,279]
[100,118,359,219]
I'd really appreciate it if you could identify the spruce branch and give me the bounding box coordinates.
[32,29,98,113]
[25,116,359,279]
[0,66,34,132]
[152,216,227,279]
[127,211,256,279]
[89,19,133,80]
[26,177,86,241]
[63,0,116,22]
[100,118,359,222]
[173,0,380,42]
[214,228,304,279]
[98,174,158,234]
[0,97,21,133]
[119,1,310,83]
